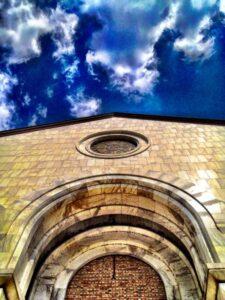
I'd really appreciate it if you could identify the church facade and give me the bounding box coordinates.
[0,113,225,300]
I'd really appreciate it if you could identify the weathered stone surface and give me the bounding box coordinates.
[1,116,225,299]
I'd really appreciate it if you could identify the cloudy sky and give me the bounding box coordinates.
[0,0,225,130]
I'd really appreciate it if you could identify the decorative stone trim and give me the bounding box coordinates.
[76,130,150,158]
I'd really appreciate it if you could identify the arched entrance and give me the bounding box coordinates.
[3,174,222,299]
[65,255,167,300]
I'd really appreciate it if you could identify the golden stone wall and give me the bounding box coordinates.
[1,117,225,232]
[0,116,225,299]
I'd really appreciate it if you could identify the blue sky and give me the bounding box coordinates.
[0,0,225,130]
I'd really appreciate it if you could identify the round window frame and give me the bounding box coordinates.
[76,130,150,159]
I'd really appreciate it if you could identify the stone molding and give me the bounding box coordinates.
[76,130,150,159]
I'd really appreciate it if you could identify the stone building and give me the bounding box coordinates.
[0,113,225,300]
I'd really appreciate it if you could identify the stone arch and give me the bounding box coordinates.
[3,174,224,299]
[30,226,202,300]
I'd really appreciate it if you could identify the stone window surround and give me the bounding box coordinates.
[76,130,150,158]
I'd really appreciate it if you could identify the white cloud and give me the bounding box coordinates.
[37,104,47,118]
[28,114,38,126]
[53,72,58,80]
[85,3,179,96]
[86,51,111,65]
[0,72,17,130]
[220,0,225,13]
[22,93,31,106]
[28,103,47,126]
[191,0,217,10]
[149,2,179,43]
[111,62,159,96]
[174,15,214,61]
[51,6,78,59]
[0,1,50,64]
[0,1,78,64]
[81,0,103,11]
[113,3,179,95]
[82,0,156,12]
[67,90,101,117]
[86,50,111,76]
[133,68,159,93]
[61,59,79,84]
[114,65,132,76]
[46,87,54,98]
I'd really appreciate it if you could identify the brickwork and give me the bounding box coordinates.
[65,255,167,300]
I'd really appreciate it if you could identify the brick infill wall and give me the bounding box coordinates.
[66,255,167,300]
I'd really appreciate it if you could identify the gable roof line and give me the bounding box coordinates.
[0,112,225,137]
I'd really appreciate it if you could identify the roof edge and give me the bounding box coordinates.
[1,112,225,137]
